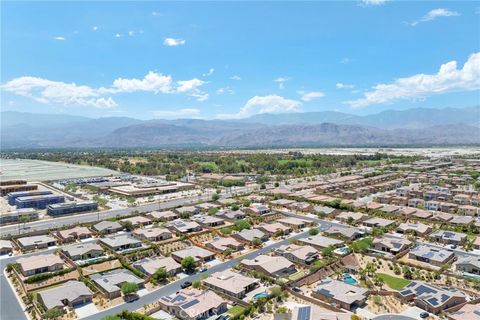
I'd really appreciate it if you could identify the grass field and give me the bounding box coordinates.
[228,306,246,318]
[377,273,411,290]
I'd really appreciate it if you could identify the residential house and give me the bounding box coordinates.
[17,235,56,251]
[335,211,367,223]
[277,217,311,229]
[37,281,92,310]
[171,246,216,263]
[457,205,478,216]
[119,216,152,227]
[17,254,64,276]
[205,237,244,253]
[299,234,344,250]
[257,222,291,236]
[215,210,246,221]
[146,210,177,221]
[275,244,319,265]
[133,256,181,276]
[0,240,13,255]
[246,203,271,215]
[372,236,412,256]
[57,226,92,243]
[158,289,227,320]
[429,230,467,245]
[132,227,173,242]
[191,214,225,228]
[312,278,368,311]
[363,217,396,229]
[455,256,480,275]
[91,269,145,299]
[396,223,432,236]
[166,219,202,234]
[61,243,104,261]
[92,221,123,234]
[408,245,455,267]
[323,226,364,241]
[397,281,466,314]
[240,255,296,277]
[425,201,440,211]
[99,235,142,252]
[203,270,259,299]
[447,303,480,320]
[232,228,268,244]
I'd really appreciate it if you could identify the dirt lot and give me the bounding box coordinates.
[82,259,122,275]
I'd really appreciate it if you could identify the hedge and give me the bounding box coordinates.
[25,268,74,284]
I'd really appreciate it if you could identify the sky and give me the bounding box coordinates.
[1,0,479,120]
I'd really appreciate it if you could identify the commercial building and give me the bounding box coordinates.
[0,208,39,225]
[47,201,98,216]
[15,194,65,209]
[0,183,37,196]
[8,190,52,205]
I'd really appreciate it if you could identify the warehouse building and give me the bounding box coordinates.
[15,194,65,209]
[1,184,37,196]
[0,208,39,225]
[47,201,98,216]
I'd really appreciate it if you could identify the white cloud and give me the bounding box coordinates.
[230,75,241,81]
[128,31,135,36]
[336,82,355,89]
[112,71,173,94]
[54,36,66,41]
[346,52,480,108]
[410,8,460,26]
[274,77,290,89]
[340,57,351,64]
[152,11,162,16]
[1,76,117,108]
[216,87,235,95]
[298,91,325,102]
[360,0,387,5]
[2,71,211,107]
[203,68,215,77]
[115,33,122,38]
[92,26,98,31]
[163,38,186,46]
[219,95,301,119]
[153,108,200,118]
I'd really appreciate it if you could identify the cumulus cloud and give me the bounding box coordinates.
[1,76,117,108]
[360,0,387,5]
[410,8,460,26]
[346,52,480,108]
[153,108,200,118]
[218,95,301,119]
[298,91,325,102]
[163,38,186,46]
[2,71,210,108]
[336,83,355,89]
[92,26,98,31]
[216,87,235,95]
[230,75,241,81]
[274,77,290,89]
[54,36,66,41]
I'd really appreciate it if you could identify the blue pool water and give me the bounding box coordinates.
[343,275,358,285]
[253,292,269,300]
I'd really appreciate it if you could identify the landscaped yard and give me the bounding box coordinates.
[227,305,246,318]
[377,273,411,290]
[288,271,307,281]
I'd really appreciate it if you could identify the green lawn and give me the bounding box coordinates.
[228,306,246,318]
[313,259,326,268]
[377,273,411,290]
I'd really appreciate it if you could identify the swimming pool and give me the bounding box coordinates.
[343,274,358,285]
[253,292,269,300]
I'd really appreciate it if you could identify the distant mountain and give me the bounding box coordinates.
[1,106,479,149]
[241,106,480,129]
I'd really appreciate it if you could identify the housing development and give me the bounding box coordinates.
[1,151,480,320]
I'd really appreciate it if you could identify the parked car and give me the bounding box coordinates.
[420,312,429,318]
[181,281,192,289]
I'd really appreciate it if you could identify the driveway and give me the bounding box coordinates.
[75,303,99,319]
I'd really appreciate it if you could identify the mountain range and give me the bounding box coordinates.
[1,106,479,149]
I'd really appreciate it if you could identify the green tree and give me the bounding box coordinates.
[234,219,251,231]
[192,280,201,289]
[351,315,361,320]
[43,308,64,319]
[121,282,139,296]
[212,193,220,201]
[308,228,319,236]
[152,267,168,282]
[252,237,263,248]
[181,256,196,273]
[321,245,334,258]
[101,316,121,320]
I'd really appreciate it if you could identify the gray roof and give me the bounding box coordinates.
[314,278,368,305]
[234,228,266,242]
[93,220,122,232]
[61,243,104,257]
[91,269,144,294]
[409,245,454,263]
[38,280,92,309]
[299,234,344,248]
[398,281,465,308]
[99,235,141,248]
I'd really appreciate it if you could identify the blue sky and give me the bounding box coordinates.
[1,0,479,120]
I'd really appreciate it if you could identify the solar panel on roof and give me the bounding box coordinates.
[172,295,187,303]
[181,299,199,309]
[427,297,438,306]
[296,306,311,320]
[415,285,436,295]
[440,294,450,302]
